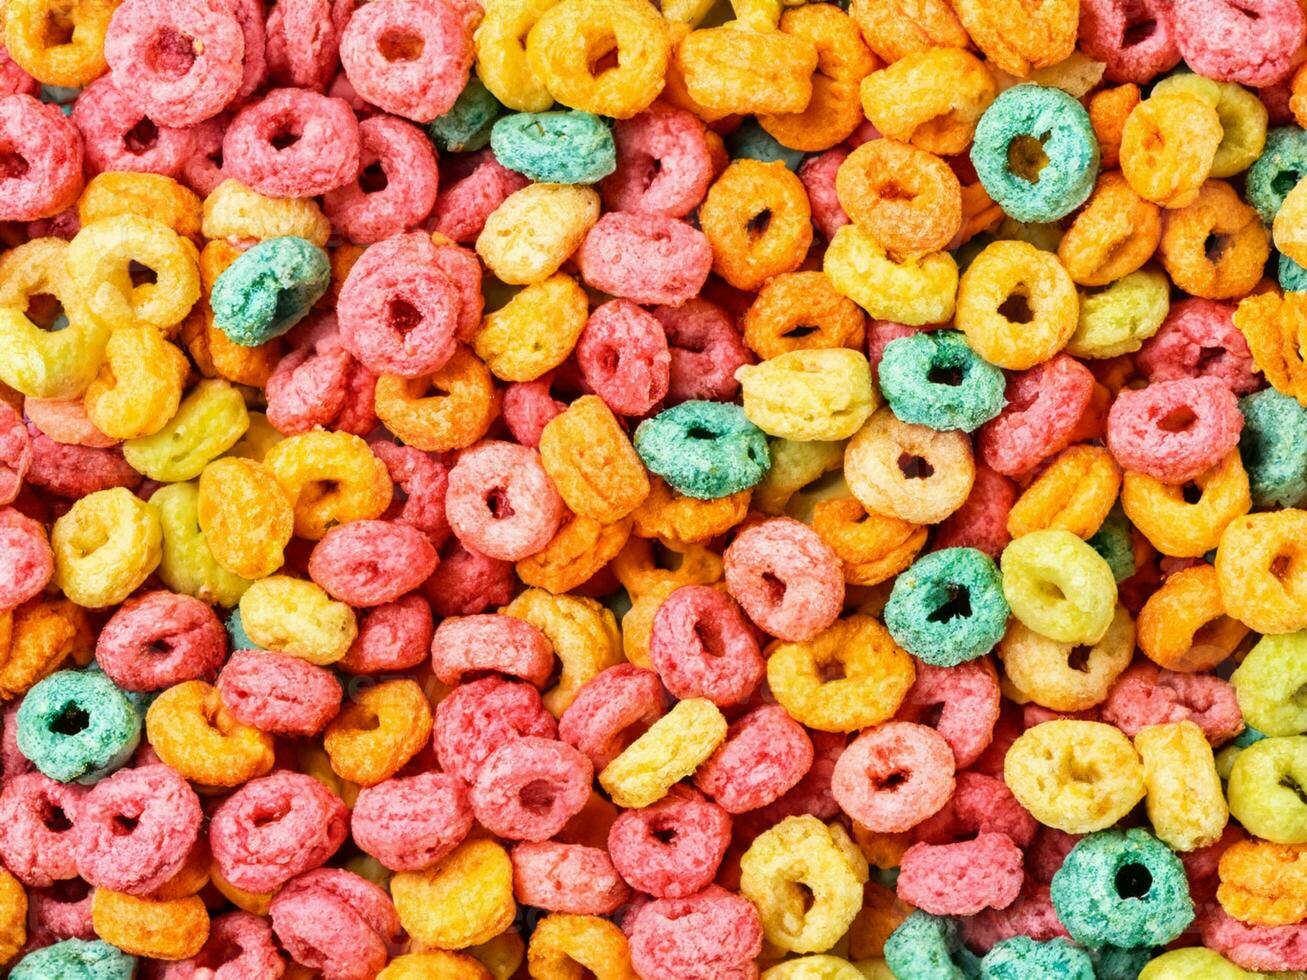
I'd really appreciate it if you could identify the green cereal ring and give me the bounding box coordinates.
[16,670,141,784]
[1246,126,1307,224]
[1087,509,1136,584]
[725,118,806,172]
[635,400,770,500]
[877,331,1006,433]
[10,939,136,980]
[883,547,1009,666]
[884,912,982,980]
[979,937,1094,980]
[1227,735,1307,844]
[1050,828,1194,949]
[1238,387,1307,508]
[428,77,501,152]
[490,110,617,184]
[210,236,331,347]
[1231,631,1307,737]
[1279,251,1307,292]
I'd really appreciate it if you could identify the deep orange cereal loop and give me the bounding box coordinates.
[658,23,736,124]
[145,680,275,787]
[92,889,208,961]
[611,536,723,599]
[632,477,750,546]
[835,139,961,257]
[1007,445,1122,540]
[1234,291,1307,408]
[263,430,393,541]
[1122,450,1253,559]
[699,159,814,292]
[0,867,24,964]
[1216,510,1307,635]
[1120,94,1222,210]
[743,271,865,361]
[0,598,94,700]
[526,914,637,980]
[1057,171,1163,287]
[811,496,926,587]
[1137,564,1250,673]
[538,395,650,525]
[323,679,434,787]
[373,347,499,453]
[1159,181,1270,301]
[149,839,211,901]
[1088,84,1140,171]
[758,5,878,153]
[847,0,969,63]
[1217,839,1307,927]
[857,47,996,157]
[676,26,819,116]
[951,0,1076,77]
[516,514,633,595]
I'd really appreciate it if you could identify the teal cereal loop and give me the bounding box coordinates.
[885,911,982,980]
[883,546,1009,666]
[725,118,806,172]
[877,330,1006,433]
[1087,509,1137,584]
[1246,126,1307,224]
[490,110,617,184]
[428,77,501,153]
[980,936,1094,980]
[10,939,136,980]
[16,670,141,784]
[210,236,331,347]
[1239,387,1307,508]
[635,400,770,500]
[1280,251,1307,292]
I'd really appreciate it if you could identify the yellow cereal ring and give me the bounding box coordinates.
[1134,720,1228,852]
[599,698,727,808]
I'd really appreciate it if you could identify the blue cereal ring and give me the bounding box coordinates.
[210,236,330,347]
[490,110,617,184]
[10,939,136,980]
[971,84,1099,223]
[1050,828,1194,949]
[1280,251,1307,292]
[1239,387,1307,508]
[877,330,1006,432]
[1246,126,1307,224]
[980,937,1094,980]
[885,912,982,980]
[428,77,500,153]
[1087,509,1136,584]
[16,670,141,784]
[635,400,770,500]
[725,118,806,172]
[883,547,1010,666]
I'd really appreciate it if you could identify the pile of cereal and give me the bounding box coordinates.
[1,0,1307,975]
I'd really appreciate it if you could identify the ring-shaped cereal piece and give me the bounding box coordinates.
[223,88,361,199]
[742,271,865,361]
[998,604,1134,712]
[877,331,1005,433]
[951,0,1077,78]
[1151,74,1268,180]
[811,496,925,587]
[723,517,844,643]
[835,139,961,257]
[884,547,1010,666]
[373,348,498,453]
[858,47,995,157]
[1247,126,1307,224]
[526,913,637,980]
[1160,180,1269,301]
[630,887,762,980]
[1227,735,1307,845]
[3,0,116,87]
[830,722,955,833]
[824,223,958,326]
[635,400,769,502]
[1002,529,1118,645]
[1078,0,1181,83]
[675,24,818,117]
[1232,632,1307,737]
[844,406,974,524]
[1173,0,1306,88]
[978,355,1097,476]
[1122,450,1251,558]
[848,0,968,63]
[0,95,83,222]
[1137,563,1248,673]
[699,159,813,292]
[1057,171,1162,287]
[145,680,274,787]
[1007,445,1122,540]
[1120,93,1223,210]
[1217,510,1307,635]
[1107,376,1244,484]
[16,669,140,784]
[598,698,726,809]
[210,236,330,347]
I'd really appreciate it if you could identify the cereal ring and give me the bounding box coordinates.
[1108,377,1243,484]
[511,841,630,916]
[0,95,83,222]
[884,547,1009,666]
[223,88,361,198]
[1078,0,1181,83]
[1135,719,1228,852]
[93,591,225,692]
[1057,172,1162,289]
[599,698,726,809]
[831,721,954,832]
[877,331,1005,433]
[391,839,515,950]
[433,676,557,785]
[824,222,959,326]
[16,669,140,784]
[0,772,86,886]
[676,25,817,116]
[471,736,592,842]
[269,869,401,979]
[1161,180,1268,300]
[10,939,134,979]
[699,159,813,292]
[1247,126,1307,223]
[145,680,274,786]
[844,406,975,524]
[216,649,341,737]
[210,236,330,347]
[858,47,995,157]
[1121,450,1251,559]
[1120,93,1222,209]
[1173,0,1305,87]
[952,0,1076,77]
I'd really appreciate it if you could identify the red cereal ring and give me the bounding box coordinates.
[0,392,31,505]
[339,593,434,673]
[73,764,202,896]
[896,832,1025,916]
[977,354,1096,477]
[26,879,95,945]
[502,380,567,449]
[223,87,361,197]
[0,94,83,220]
[430,613,554,688]
[629,884,764,980]
[336,231,460,377]
[94,590,226,691]
[654,299,752,406]
[169,911,285,978]
[1100,662,1243,743]
[607,786,732,899]
[307,518,439,606]
[693,704,813,814]
[103,0,246,127]
[723,517,844,642]
[429,237,484,343]
[445,441,565,562]
[912,771,1038,848]
[179,114,229,196]
[209,771,349,894]
[0,45,39,98]
[470,736,593,842]
[266,315,379,437]
[576,299,672,418]
[265,0,338,92]
[931,465,1017,558]
[894,659,1002,769]
[216,649,343,736]
[350,771,473,872]
[1173,0,1306,86]
[372,441,451,546]
[600,105,715,218]
[830,721,956,833]
[576,212,713,307]
[428,148,529,244]
[421,537,516,617]
[649,585,764,707]
[1077,0,1182,83]
[558,664,667,771]
[227,0,269,102]
[324,115,439,245]
[1106,376,1244,483]
[71,76,195,179]
[1135,298,1259,395]
[799,148,851,242]
[338,0,473,123]
[432,675,557,784]
[0,773,86,887]
[269,868,401,980]
[0,507,53,611]
[511,841,631,915]
[25,423,141,499]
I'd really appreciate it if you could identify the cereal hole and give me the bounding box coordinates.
[1114,862,1152,899]
[873,770,908,792]
[485,486,515,520]
[1157,406,1196,433]
[927,364,964,386]
[50,702,89,736]
[1008,134,1050,184]
[1273,169,1304,197]
[780,323,819,339]
[110,812,139,836]
[1281,774,1307,804]
[23,292,67,331]
[1066,645,1092,672]
[926,584,971,624]
[377,28,425,62]
[760,571,787,605]
[896,452,935,480]
[997,291,1034,325]
[124,117,160,154]
[41,7,74,47]
[519,778,558,813]
[1203,232,1231,263]
[693,620,727,658]
[41,801,73,833]
[0,147,29,179]
[746,209,773,238]
[1121,16,1157,46]
[144,27,198,79]
[359,160,389,193]
[129,261,159,287]
[386,297,422,335]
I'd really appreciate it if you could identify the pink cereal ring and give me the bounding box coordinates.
[209,772,349,893]
[94,590,226,691]
[742,730,846,834]
[511,841,631,915]
[0,94,83,220]
[432,675,557,784]
[649,585,764,707]
[70,76,194,179]
[607,786,732,899]
[103,0,245,127]
[799,148,851,242]
[350,771,473,872]
[1202,905,1307,972]
[429,237,484,343]
[25,424,141,498]
[961,883,1071,954]
[502,380,567,449]
[428,148,528,244]
[895,660,1002,769]
[1136,298,1259,395]
[600,106,715,218]
[978,354,1096,476]
[269,869,402,980]
[324,115,439,245]
[307,518,439,607]
[1107,376,1244,483]
[22,398,117,450]
[0,400,31,505]
[576,212,713,308]
[430,613,554,688]
[911,771,1038,847]
[74,764,201,896]
[27,879,95,944]
[266,318,379,437]
[336,231,460,377]
[372,441,451,546]
[179,114,229,197]
[1077,0,1182,83]
[654,299,752,406]
[576,299,672,418]
[0,773,86,886]
[0,507,53,611]
[223,87,361,197]
[444,441,565,562]
[0,45,38,98]
[227,0,269,102]
[558,664,667,771]
[421,537,516,616]
[340,593,434,673]
[896,833,1025,916]
[338,0,473,123]
[830,721,956,833]
[1100,662,1244,744]
[160,911,286,979]
[470,736,593,842]
[931,465,1017,558]
[216,649,343,736]
[266,0,338,92]
[723,517,844,642]
[693,704,813,814]
[1174,0,1306,86]
[867,319,920,383]
[629,885,764,980]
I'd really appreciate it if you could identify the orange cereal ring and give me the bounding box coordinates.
[516,514,633,595]
[835,139,961,257]
[373,347,499,453]
[611,536,723,598]
[1217,839,1307,927]
[323,678,433,787]
[0,598,93,700]
[1216,509,1307,635]
[811,496,926,587]
[1137,563,1250,673]
[1122,450,1252,559]
[1007,445,1122,540]
[1120,93,1222,209]
[676,26,819,116]
[844,407,974,525]
[699,159,813,292]
[632,477,749,547]
[1158,181,1270,301]
[1234,290,1307,408]
[1088,84,1141,171]
[952,0,1077,77]
[1057,171,1163,287]
[538,395,650,525]
[848,0,969,63]
[742,271,865,361]
[858,47,996,157]
[92,889,208,961]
